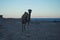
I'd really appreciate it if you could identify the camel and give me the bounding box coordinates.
[21,9,32,32]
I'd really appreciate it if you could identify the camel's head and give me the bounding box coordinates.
[28,9,32,14]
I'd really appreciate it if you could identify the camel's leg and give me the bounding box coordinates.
[22,24,24,32]
[24,24,26,32]
[27,21,30,29]
[27,23,29,31]
[28,22,30,26]
[22,24,26,32]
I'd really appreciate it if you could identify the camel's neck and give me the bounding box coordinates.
[29,13,31,18]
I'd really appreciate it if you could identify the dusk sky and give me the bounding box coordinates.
[0,0,60,18]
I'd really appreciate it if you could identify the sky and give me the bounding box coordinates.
[0,0,60,18]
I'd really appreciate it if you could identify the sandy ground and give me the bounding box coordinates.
[0,19,60,40]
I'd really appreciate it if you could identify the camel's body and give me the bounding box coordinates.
[22,12,28,24]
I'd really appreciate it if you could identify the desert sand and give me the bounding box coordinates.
[0,18,60,40]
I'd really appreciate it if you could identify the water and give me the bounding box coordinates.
[31,18,60,21]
